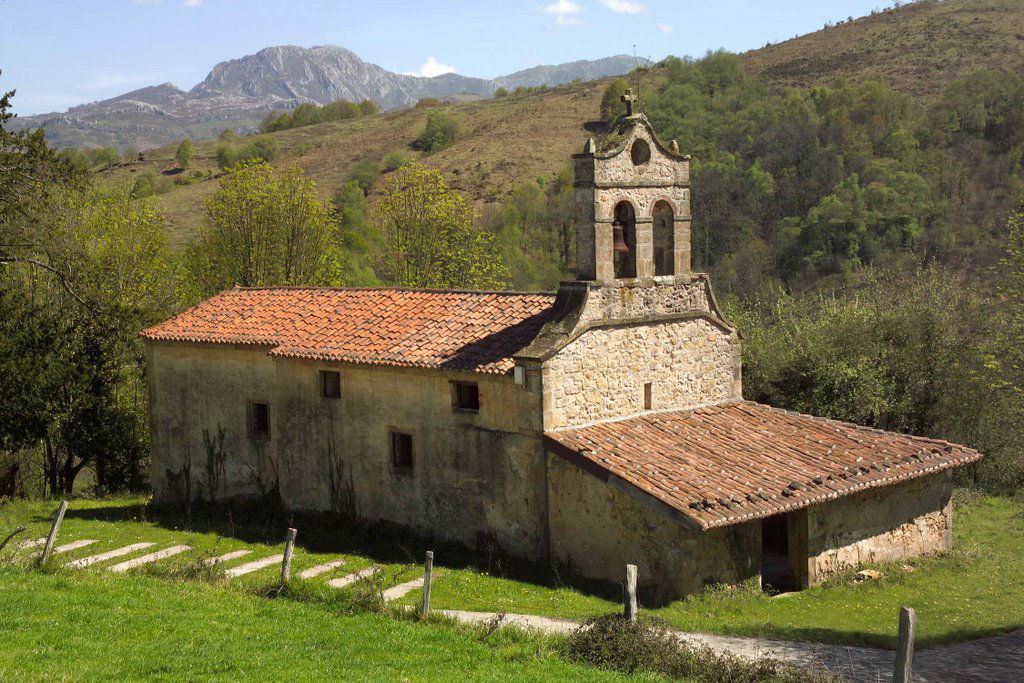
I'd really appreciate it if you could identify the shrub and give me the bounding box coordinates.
[347,159,380,195]
[218,128,238,141]
[131,171,156,198]
[358,99,380,116]
[415,97,443,108]
[600,78,629,122]
[494,87,509,98]
[563,614,840,683]
[381,149,411,173]
[413,110,459,154]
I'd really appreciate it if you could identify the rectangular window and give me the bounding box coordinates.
[450,381,480,413]
[320,370,341,399]
[249,401,270,437]
[644,382,653,410]
[391,431,413,471]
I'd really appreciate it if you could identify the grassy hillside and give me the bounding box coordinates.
[741,0,1024,100]
[98,0,1024,250]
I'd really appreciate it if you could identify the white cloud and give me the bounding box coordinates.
[599,0,647,13]
[542,0,583,25]
[183,0,202,6]
[657,23,674,34]
[403,57,456,78]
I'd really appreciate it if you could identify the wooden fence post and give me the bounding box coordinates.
[419,550,434,619]
[40,501,68,565]
[893,606,916,683]
[624,564,637,622]
[281,528,297,583]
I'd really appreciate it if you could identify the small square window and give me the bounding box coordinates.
[249,401,269,437]
[320,370,341,399]
[451,381,480,413]
[391,431,413,470]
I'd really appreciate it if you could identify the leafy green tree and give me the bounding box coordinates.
[357,99,380,116]
[600,78,629,122]
[332,180,379,286]
[375,165,508,289]
[494,87,509,98]
[381,149,411,172]
[185,162,339,297]
[346,159,380,195]
[413,110,459,154]
[175,138,193,169]
[291,102,322,128]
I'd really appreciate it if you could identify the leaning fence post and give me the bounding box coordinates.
[40,500,68,565]
[281,528,297,583]
[893,606,916,683]
[419,550,434,618]
[624,564,638,622]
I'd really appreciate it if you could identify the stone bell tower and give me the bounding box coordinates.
[516,91,742,431]
[573,90,692,283]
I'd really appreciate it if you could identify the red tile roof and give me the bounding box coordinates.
[544,401,982,530]
[141,287,557,374]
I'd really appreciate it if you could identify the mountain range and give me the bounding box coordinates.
[9,46,649,150]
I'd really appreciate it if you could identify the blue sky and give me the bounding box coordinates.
[2,0,892,115]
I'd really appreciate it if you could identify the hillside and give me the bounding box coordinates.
[10,47,645,150]
[99,0,1024,248]
[740,0,1024,100]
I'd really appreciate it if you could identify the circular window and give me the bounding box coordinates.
[630,139,651,165]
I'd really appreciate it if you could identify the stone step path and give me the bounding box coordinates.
[109,545,192,573]
[52,539,98,555]
[382,574,437,601]
[436,610,1024,683]
[327,566,380,589]
[202,549,251,567]
[66,543,156,569]
[224,554,283,578]
[298,559,346,579]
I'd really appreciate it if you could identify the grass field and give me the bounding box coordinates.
[0,567,648,681]
[2,492,1022,652]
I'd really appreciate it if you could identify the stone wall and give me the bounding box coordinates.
[147,342,280,503]
[804,471,953,583]
[547,454,759,603]
[542,315,741,430]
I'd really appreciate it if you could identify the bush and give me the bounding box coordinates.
[357,99,380,116]
[413,110,459,154]
[346,160,380,195]
[216,136,278,170]
[381,149,411,173]
[600,78,629,122]
[218,129,238,142]
[494,87,509,98]
[415,97,443,108]
[563,614,840,682]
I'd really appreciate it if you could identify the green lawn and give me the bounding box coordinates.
[2,493,1022,651]
[0,567,646,681]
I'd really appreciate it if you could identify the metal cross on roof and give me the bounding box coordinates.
[620,88,637,116]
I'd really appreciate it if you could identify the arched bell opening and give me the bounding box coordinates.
[653,200,675,276]
[612,201,637,279]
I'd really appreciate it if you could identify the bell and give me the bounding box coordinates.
[612,221,630,253]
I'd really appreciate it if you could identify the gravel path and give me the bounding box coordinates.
[437,609,1024,682]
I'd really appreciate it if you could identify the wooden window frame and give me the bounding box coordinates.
[248,400,270,440]
[450,380,480,414]
[389,428,414,474]
[319,369,341,399]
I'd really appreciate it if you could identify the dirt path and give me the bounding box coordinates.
[437,609,1024,682]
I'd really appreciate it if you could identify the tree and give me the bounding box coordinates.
[185,162,339,297]
[358,99,380,116]
[347,159,380,195]
[413,110,458,154]
[375,165,508,290]
[175,138,193,169]
[600,78,629,122]
[494,87,509,98]
[332,180,379,286]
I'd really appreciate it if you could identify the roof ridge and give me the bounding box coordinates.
[227,285,557,297]
[742,401,975,453]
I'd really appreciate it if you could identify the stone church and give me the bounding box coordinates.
[142,105,982,599]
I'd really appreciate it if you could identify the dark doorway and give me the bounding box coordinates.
[761,513,797,593]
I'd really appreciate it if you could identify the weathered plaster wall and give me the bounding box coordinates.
[542,315,741,430]
[147,342,279,503]
[804,471,953,582]
[273,358,548,558]
[547,454,759,602]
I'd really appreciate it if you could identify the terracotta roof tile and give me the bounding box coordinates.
[141,287,557,374]
[544,401,982,530]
